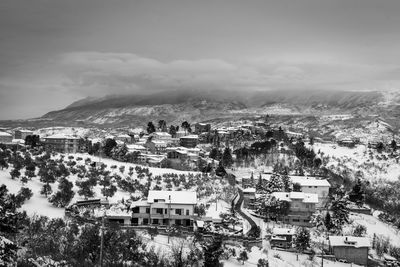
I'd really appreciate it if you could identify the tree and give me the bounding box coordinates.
[209,148,221,160]
[103,138,117,157]
[222,147,234,168]
[324,212,334,232]
[158,120,167,132]
[349,178,364,206]
[293,182,302,192]
[25,135,40,148]
[0,236,18,266]
[267,174,284,193]
[99,172,117,199]
[169,125,178,137]
[294,227,310,252]
[352,224,367,237]
[257,258,269,267]
[330,189,350,231]
[49,177,75,207]
[75,177,97,199]
[10,167,21,180]
[391,139,397,151]
[147,122,156,134]
[237,250,248,265]
[202,237,223,267]
[181,121,192,134]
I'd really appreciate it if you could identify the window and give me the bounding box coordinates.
[132,207,139,213]
[153,219,159,224]
[156,208,163,214]
[292,218,300,222]
[165,209,168,214]
[186,210,190,216]
[154,199,158,203]
[146,208,150,214]
[143,218,149,225]
[175,219,181,225]
[175,209,182,215]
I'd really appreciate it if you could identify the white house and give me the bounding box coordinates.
[290,176,331,208]
[131,190,197,228]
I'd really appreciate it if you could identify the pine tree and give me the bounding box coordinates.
[202,237,223,267]
[267,174,284,193]
[324,211,334,231]
[294,227,310,252]
[147,122,156,134]
[222,147,234,168]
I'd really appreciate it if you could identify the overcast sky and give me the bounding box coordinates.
[1,0,400,119]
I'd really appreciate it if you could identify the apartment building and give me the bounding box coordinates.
[290,176,331,208]
[272,191,318,227]
[131,190,197,228]
[43,134,81,153]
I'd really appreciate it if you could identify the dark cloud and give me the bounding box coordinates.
[1,0,400,119]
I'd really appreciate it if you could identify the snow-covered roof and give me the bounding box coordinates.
[329,236,370,248]
[127,144,146,150]
[243,188,256,193]
[130,200,151,208]
[272,228,295,236]
[16,129,33,133]
[45,134,79,139]
[147,190,197,204]
[117,134,131,138]
[0,131,12,137]
[180,135,199,139]
[272,192,319,204]
[196,220,205,227]
[291,176,331,187]
[152,132,171,137]
[12,139,25,144]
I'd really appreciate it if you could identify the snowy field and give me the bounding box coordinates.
[311,143,400,181]
[0,152,202,218]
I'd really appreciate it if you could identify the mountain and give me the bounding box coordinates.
[3,89,398,129]
[40,89,395,127]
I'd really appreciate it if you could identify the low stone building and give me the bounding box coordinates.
[328,236,370,266]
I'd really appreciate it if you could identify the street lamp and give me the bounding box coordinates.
[168,195,171,244]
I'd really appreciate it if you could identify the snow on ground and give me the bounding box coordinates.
[0,152,202,218]
[348,212,400,245]
[205,200,230,220]
[0,169,65,218]
[311,143,400,181]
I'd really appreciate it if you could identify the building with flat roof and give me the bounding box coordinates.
[272,192,318,227]
[0,131,13,144]
[290,176,331,208]
[44,134,81,153]
[131,190,197,228]
[329,236,370,265]
[14,129,33,140]
[180,135,199,148]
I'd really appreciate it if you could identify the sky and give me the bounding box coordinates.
[1,0,400,119]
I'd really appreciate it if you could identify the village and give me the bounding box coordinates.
[1,116,400,267]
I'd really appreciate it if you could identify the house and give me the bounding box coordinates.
[145,140,167,153]
[0,131,13,144]
[242,188,256,209]
[180,135,199,148]
[270,228,295,249]
[329,236,370,266]
[115,134,132,143]
[194,123,211,134]
[130,190,197,228]
[14,129,33,140]
[290,176,331,208]
[151,132,172,143]
[43,134,81,153]
[271,192,318,227]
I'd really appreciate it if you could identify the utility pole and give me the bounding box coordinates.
[321,239,324,267]
[99,212,106,267]
[168,194,171,244]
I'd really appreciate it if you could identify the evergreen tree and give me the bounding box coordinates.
[147,122,156,134]
[169,125,178,137]
[202,237,223,267]
[102,138,117,157]
[330,189,350,231]
[222,147,234,168]
[324,212,334,231]
[158,120,167,132]
[391,139,397,151]
[9,167,21,180]
[209,148,221,160]
[238,250,248,265]
[267,174,284,193]
[294,227,310,252]
[181,121,192,134]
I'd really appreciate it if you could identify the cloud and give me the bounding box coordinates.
[58,51,400,96]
